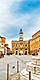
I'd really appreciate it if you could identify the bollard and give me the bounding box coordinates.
[7,64,9,80]
[29,71,31,80]
[17,61,19,73]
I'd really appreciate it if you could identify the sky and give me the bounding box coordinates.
[0,0,40,48]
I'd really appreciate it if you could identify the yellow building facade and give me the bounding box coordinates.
[12,29,40,55]
[0,36,11,55]
[30,30,40,55]
[12,29,28,55]
[0,36,6,55]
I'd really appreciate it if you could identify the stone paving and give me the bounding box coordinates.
[10,56,40,80]
[0,55,40,80]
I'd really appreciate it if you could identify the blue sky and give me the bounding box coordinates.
[0,0,40,47]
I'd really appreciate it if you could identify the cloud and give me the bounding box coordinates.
[0,0,40,48]
[10,0,40,14]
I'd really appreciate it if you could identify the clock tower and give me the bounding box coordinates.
[19,29,23,41]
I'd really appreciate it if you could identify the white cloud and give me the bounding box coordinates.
[0,0,40,48]
[0,0,23,27]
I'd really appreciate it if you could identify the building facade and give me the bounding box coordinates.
[4,44,8,54]
[0,36,6,55]
[12,29,28,55]
[7,47,11,55]
[30,30,40,55]
[0,36,11,55]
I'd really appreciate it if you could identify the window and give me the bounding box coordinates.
[25,44,27,46]
[20,45,23,48]
[25,49,27,50]
[16,44,18,47]
[16,48,18,50]
[20,42,23,45]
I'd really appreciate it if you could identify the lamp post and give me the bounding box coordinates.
[17,61,19,73]
[7,64,9,80]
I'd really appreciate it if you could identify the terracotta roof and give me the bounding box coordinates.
[1,36,6,39]
[32,30,40,37]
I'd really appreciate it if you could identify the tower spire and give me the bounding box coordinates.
[19,29,23,41]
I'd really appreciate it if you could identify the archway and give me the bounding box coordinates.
[19,50,23,55]
[25,49,28,55]
[15,49,18,55]
[25,51,27,55]
[16,51,18,55]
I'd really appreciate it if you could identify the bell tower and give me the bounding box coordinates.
[19,29,23,41]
